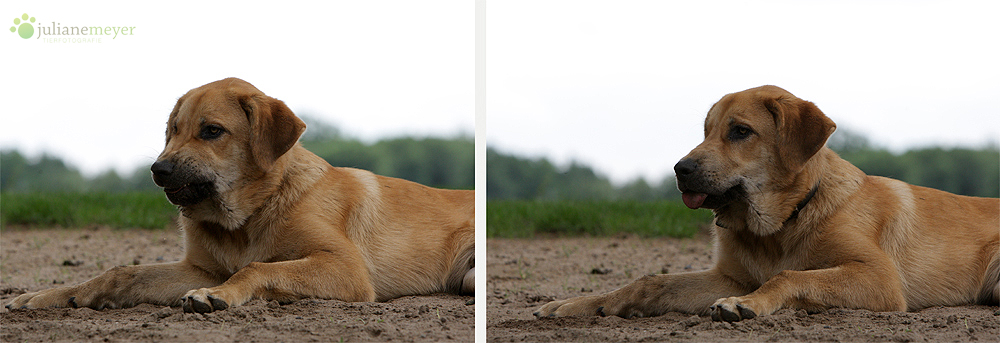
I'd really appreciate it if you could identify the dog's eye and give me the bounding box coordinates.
[728,125,753,141]
[199,125,225,140]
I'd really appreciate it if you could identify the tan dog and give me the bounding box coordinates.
[535,85,999,322]
[6,78,475,313]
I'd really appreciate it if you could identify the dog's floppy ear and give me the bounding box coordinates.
[239,94,307,171]
[764,96,836,172]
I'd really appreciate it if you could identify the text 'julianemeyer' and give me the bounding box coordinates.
[36,22,135,39]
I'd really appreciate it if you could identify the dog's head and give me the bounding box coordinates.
[674,85,836,235]
[151,78,306,228]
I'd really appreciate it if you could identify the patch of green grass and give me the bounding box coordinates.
[1,192,176,229]
[486,200,713,238]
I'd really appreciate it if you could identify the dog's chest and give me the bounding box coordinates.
[745,255,805,285]
[214,246,267,275]
[202,230,271,275]
[732,233,814,285]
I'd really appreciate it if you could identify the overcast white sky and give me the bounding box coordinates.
[1,1,998,186]
[487,0,1000,184]
[1,1,473,176]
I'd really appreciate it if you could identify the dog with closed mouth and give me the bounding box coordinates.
[6,77,475,313]
[535,85,999,322]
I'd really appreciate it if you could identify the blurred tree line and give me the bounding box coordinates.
[298,118,473,190]
[1,151,160,193]
[486,148,681,201]
[0,117,473,193]
[826,130,999,198]
[487,129,999,200]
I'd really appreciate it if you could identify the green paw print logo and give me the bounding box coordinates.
[10,13,35,39]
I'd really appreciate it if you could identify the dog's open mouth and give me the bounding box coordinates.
[162,182,213,207]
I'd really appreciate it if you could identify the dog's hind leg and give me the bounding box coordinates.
[978,250,999,305]
[462,267,475,294]
[446,245,475,295]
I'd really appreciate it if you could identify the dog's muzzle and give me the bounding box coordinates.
[674,158,740,210]
[151,159,214,206]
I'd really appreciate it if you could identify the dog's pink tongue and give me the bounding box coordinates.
[681,193,708,209]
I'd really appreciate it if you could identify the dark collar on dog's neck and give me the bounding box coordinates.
[785,182,819,224]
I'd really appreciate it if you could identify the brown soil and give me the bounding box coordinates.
[0,227,473,342]
[487,234,1000,342]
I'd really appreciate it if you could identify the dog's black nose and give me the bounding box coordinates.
[674,158,699,177]
[151,160,174,177]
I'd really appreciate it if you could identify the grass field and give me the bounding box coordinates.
[2,193,715,237]
[487,200,714,238]
[0,192,176,229]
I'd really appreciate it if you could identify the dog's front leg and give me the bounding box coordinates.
[5,261,221,310]
[534,269,749,318]
[710,261,906,322]
[182,250,375,313]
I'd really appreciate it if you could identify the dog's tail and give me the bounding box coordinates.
[978,248,999,305]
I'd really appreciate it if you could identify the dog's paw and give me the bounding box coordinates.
[533,295,607,318]
[710,297,758,322]
[5,291,39,310]
[181,288,230,313]
[4,288,79,310]
[533,299,568,318]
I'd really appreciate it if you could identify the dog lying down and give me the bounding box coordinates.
[535,85,999,322]
[6,78,475,313]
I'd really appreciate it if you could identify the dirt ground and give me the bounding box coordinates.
[0,227,474,342]
[487,233,1000,342]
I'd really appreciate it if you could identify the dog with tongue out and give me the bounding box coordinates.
[534,85,999,323]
